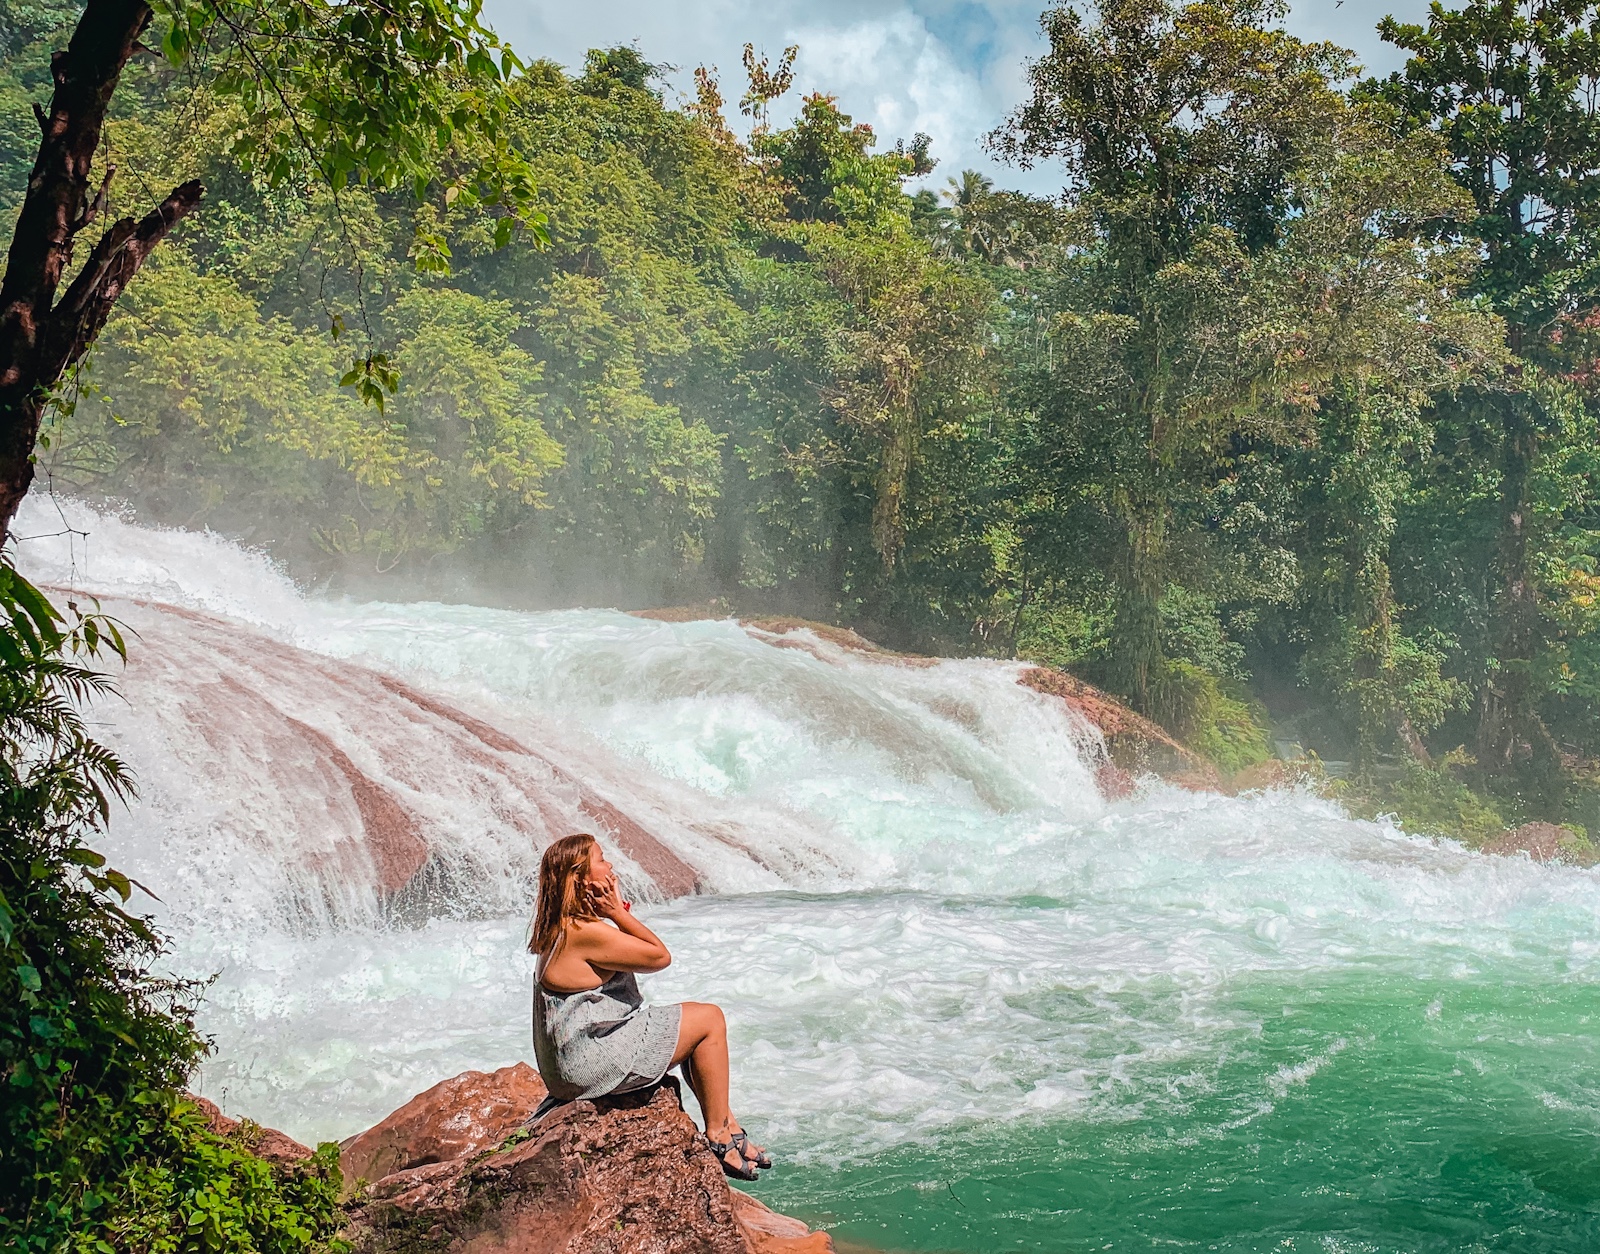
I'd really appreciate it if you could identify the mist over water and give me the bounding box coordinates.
[17,497,1600,1251]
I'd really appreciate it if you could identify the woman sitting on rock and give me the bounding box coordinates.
[529,832,771,1181]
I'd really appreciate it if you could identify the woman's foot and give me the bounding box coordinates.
[730,1129,772,1170]
[707,1119,765,1180]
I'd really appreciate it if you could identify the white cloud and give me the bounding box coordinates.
[786,12,1013,187]
[479,0,1048,190]
[479,0,1434,197]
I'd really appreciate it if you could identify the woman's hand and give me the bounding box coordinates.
[588,873,628,920]
[571,872,670,972]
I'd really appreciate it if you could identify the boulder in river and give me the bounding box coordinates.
[341,1067,830,1254]
[1482,820,1598,865]
[340,1062,550,1187]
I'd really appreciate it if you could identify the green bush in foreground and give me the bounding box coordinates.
[0,562,343,1252]
[63,1105,345,1254]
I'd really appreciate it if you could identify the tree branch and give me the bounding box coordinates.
[0,0,152,393]
[40,180,205,384]
[72,165,116,233]
[0,0,156,546]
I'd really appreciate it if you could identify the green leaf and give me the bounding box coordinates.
[65,847,107,869]
[16,965,41,992]
[0,628,24,669]
[10,573,64,634]
[161,21,189,65]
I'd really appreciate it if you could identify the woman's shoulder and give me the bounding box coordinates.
[563,917,615,948]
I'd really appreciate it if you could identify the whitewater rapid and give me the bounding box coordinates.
[15,497,1600,1190]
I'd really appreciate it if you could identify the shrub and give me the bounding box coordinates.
[1156,659,1273,774]
[1338,749,1508,845]
[0,563,343,1253]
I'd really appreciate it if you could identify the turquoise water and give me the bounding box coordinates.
[758,971,1600,1251]
[16,497,1600,1253]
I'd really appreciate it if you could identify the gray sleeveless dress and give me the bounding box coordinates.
[532,965,683,1101]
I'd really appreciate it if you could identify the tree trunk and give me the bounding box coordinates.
[1116,501,1165,717]
[0,0,202,547]
[1349,540,1394,775]
[871,398,917,572]
[1476,394,1556,776]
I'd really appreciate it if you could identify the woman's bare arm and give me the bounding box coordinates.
[569,876,671,973]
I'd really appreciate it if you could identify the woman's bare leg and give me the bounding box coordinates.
[673,1001,732,1127]
[680,1054,701,1119]
[672,1001,765,1166]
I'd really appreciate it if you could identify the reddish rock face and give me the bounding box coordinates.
[1483,821,1585,864]
[728,1190,834,1254]
[1093,759,1136,800]
[80,595,705,915]
[1017,665,1216,788]
[343,1078,833,1254]
[188,1094,313,1167]
[340,1062,550,1187]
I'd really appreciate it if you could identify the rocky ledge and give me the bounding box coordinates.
[1014,665,1219,794]
[204,1063,829,1254]
[1482,820,1600,866]
[632,606,1215,798]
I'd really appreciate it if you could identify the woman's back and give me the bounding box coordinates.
[532,964,677,1101]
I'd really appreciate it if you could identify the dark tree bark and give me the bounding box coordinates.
[1476,393,1558,777]
[1114,498,1166,720]
[0,0,203,547]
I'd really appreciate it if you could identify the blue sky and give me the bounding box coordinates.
[480,0,1432,194]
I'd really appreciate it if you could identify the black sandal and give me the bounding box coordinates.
[707,1134,760,1181]
[731,1130,772,1170]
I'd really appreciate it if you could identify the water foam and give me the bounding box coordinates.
[13,494,309,632]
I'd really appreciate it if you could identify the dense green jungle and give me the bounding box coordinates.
[6,0,1600,843]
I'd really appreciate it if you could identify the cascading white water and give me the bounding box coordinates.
[16,496,1600,1251]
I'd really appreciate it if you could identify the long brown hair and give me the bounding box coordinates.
[529,833,599,958]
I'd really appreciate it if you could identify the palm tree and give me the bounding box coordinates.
[943,170,998,260]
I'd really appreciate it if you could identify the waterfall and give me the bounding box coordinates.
[15,496,1600,1252]
[13,495,1117,926]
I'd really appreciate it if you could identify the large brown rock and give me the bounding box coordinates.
[342,1075,831,1254]
[187,1093,314,1167]
[1017,665,1219,789]
[340,1063,550,1187]
[728,1191,832,1254]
